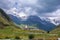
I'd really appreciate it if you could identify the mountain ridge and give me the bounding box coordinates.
[9,14,56,31]
[0,8,19,29]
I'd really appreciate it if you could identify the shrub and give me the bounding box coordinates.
[15,36,21,40]
[5,37,10,39]
[29,34,34,40]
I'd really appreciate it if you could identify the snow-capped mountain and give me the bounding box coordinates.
[7,7,60,26]
[9,14,56,31]
[40,17,60,26]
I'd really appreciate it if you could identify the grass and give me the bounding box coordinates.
[0,8,59,40]
[0,25,60,40]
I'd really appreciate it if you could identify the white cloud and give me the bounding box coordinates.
[5,0,38,17]
[18,12,28,20]
[1,0,60,21]
[52,9,60,17]
[39,9,60,25]
[18,0,37,5]
[18,12,27,17]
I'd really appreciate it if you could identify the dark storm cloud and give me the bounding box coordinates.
[36,0,60,14]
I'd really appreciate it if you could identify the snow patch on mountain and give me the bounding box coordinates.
[39,16,60,25]
[7,7,60,26]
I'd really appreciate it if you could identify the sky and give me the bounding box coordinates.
[0,0,60,20]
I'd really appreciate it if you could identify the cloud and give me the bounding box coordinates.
[37,0,60,12]
[0,0,60,19]
[40,9,60,17]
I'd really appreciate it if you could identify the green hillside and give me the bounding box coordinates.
[50,25,60,38]
[0,8,15,27]
[0,8,46,39]
[0,8,20,28]
[0,8,60,40]
[50,25,60,33]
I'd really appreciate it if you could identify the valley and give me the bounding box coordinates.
[0,8,60,40]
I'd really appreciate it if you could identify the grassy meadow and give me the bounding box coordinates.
[0,25,60,40]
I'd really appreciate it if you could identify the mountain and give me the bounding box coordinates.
[42,17,60,25]
[9,14,21,24]
[0,8,18,29]
[8,14,56,31]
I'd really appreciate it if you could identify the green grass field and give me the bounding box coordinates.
[0,25,60,40]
